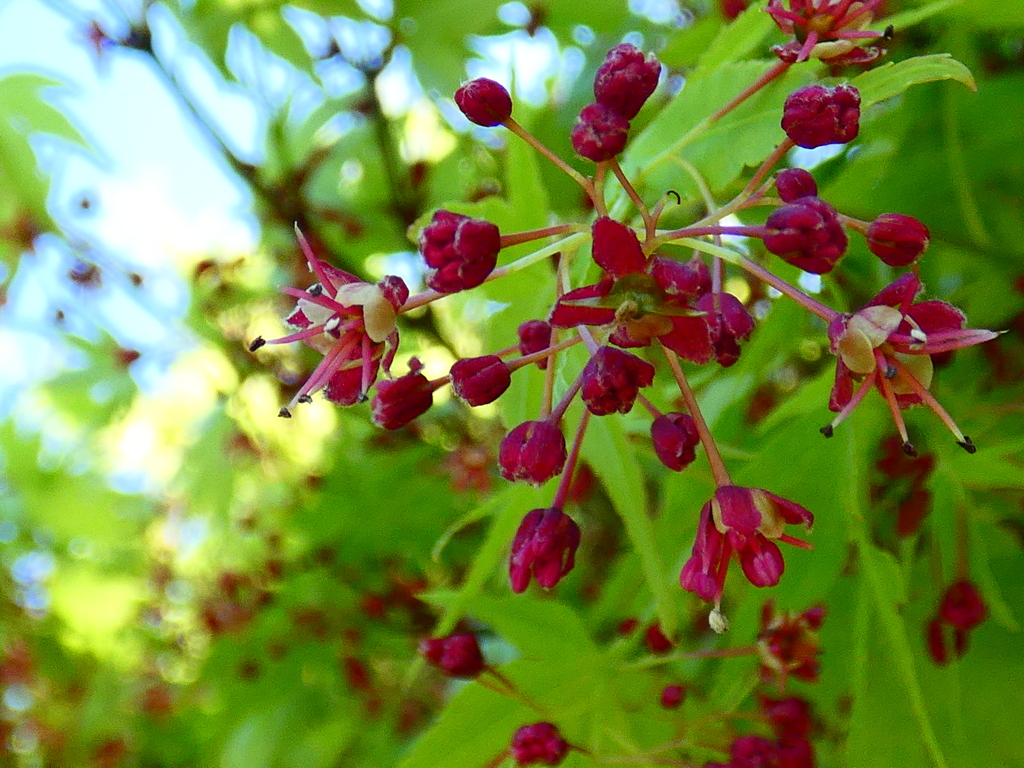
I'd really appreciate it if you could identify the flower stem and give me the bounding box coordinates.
[658,342,732,487]
[552,411,591,509]
[709,60,793,124]
[507,335,584,372]
[623,645,756,670]
[500,223,582,249]
[505,118,599,206]
[735,255,838,323]
[609,157,656,240]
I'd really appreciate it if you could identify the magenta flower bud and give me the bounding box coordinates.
[651,412,700,471]
[781,83,860,148]
[660,684,685,709]
[518,320,553,369]
[775,168,818,203]
[761,696,813,742]
[450,355,511,406]
[419,210,501,293]
[499,420,567,485]
[591,217,647,278]
[418,632,485,678]
[510,721,570,766]
[731,735,777,765]
[764,196,848,274]
[581,346,655,416]
[645,624,674,654]
[454,77,512,126]
[939,580,987,631]
[866,213,930,267]
[696,292,755,367]
[371,367,434,430]
[570,103,630,162]
[509,507,581,593]
[593,43,661,120]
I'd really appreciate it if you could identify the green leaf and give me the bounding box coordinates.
[694,5,777,75]
[853,54,977,108]
[883,0,966,32]
[583,415,676,637]
[0,74,89,148]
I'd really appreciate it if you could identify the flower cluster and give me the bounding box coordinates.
[757,600,826,689]
[249,37,993,626]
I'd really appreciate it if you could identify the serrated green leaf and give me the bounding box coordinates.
[694,4,776,75]
[583,415,676,637]
[854,54,976,108]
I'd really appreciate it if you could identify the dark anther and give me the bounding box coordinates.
[820,424,834,438]
[957,436,977,454]
[883,24,894,40]
[298,394,313,404]
[667,190,681,205]
[884,364,897,379]
[308,283,323,297]
[278,407,292,418]
[356,392,370,404]
[901,441,918,457]
[248,337,266,352]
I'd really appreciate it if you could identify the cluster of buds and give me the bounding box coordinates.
[926,580,987,665]
[510,722,570,766]
[704,696,816,768]
[249,31,994,626]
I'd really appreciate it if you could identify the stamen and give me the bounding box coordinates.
[308,283,323,297]
[278,407,292,418]
[264,325,329,346]
[294,224,337,295]
[298,394,313,404]
[823,370,876,435]
[248,337,266,352]
[796,30,819,62]
[874,351,914,451]
[890,357,976,450]
[280,286,351,316]
[359,334,375,399]
[286,332,360,410]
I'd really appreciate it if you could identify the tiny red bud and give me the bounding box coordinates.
[510,721,570,766]
[454,77,512,126]
[518,320,553,369]
[939,580,987,631]
[581,346,655,416]
[645,624,673,654]
[651,412,700,471]
[371,368,434,429]
[593,43,661,120]
[867,213,930,267]
[499,420,568,485]
[764,196,848,274]
[775,168,818,203]
[509,508,581,593]
[419,210,501,293]
[660,684,685,709]
[570,103,630,162]
[418,633,485,678]
[782,84,860,149]
[450,355,512,406]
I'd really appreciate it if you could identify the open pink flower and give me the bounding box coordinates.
[680,486,813,604]
[767,0,889,66]
[824,273,997,452]
[249,231,407,416]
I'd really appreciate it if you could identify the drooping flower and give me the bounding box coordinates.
[580,346,655,416]
[866,213,930,267]
[450,355,512,406]
[927,579,987,666]
[371,359,438,430]
[419,210,501,293]
[824,273,998,452]
[781,84,861,148]
[509,508,581,593]
[593,43,662,120]
[651,412,700,471]
[570,103,630,162]
[680,486,813,604]
[499,420,568,485]
[767,0,889,66]
[248,230,407,416]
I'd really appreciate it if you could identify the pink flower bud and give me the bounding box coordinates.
[651,412,700,471]
[591,217,647,278]
[419,210,501,293]
[866,213,930,267]
[593,43,661,120]
[939,580,987,631]
[454,77,512,126]
[509,508,581,593]
[499,420,567,485]
[782,84,860,149]
[418,633,485,678]
[660,684,685,709]
[570,103,630,162]
[518,320,553,369]
[581,346,655,416]
[450,355,511,406]
[761,696,813,742]
[371,366,434,430]
[775,168,818,203]
[764,196,848,274]
[510,721,570,766]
